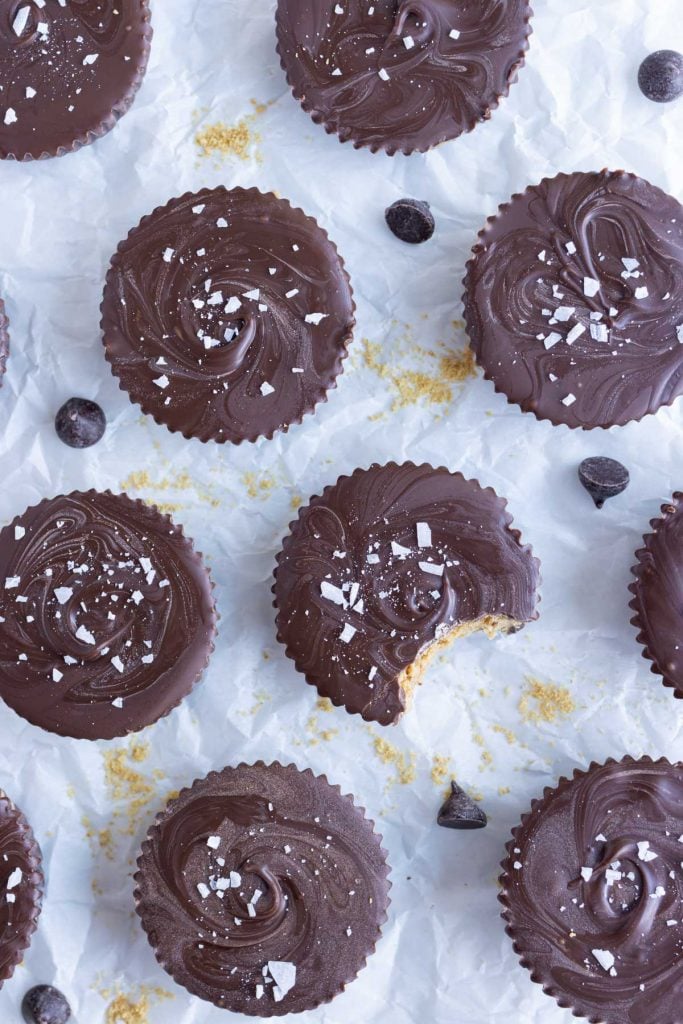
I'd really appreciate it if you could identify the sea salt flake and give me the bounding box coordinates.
[416,522,432,548]
[153,375,170,389]
[269,962,297,1000]
[419,561,444,577]
[566,323,586,344]
[592,949,615,972]
[378,67,390,81]
[305,312,328,325]
[111,656,124,673]
[637,841,658,862]
[197,883,210,899]
[544,332,562,349]
[554,306,575,322]
[6,868,22,890]
[82,53,99,65]
[622,257,639,271]
[75,625,96,645]
[52,668,63,683]
[449,28,461,39]
[391,541,411,559]
[562,393,577,407]
[260,381,275,397]
[54,587,73,605]
[207,836,221,850]
[583,277,600,297]
[339,623,356,644]
[162,247,175,263]
[580,866,593,882]
[403,35,415,49]
[12,7,30,35]
[320,582,345,606]
[243,289,260,301]
[590,323,609,342]
[14,527,25,541]
[634,286,649,300]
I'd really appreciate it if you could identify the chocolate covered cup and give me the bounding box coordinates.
[0,0,152,161]
[276,0,533,155]
[0,490,217,740]
[464,170,683,429]
[630,493,683,704]
[500,756,683,1024]
[0,791,43,987]
[135,762,391,1016]
[101,187,355,444]
[274,462,540,725]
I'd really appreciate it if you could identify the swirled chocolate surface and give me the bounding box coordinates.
[0,791,43,987]
[0,299,8,386]
[101,187,355,444]
[464,170,683,428]
[276,0,532,154]
[500,758,683,1024]
[0,0,152,161]
[274,462,540,725]
[134,762,391,1016]
[630,494,683,703]
[0,490,216,740]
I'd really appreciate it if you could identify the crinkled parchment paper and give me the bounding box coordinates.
[0,1,682,1021]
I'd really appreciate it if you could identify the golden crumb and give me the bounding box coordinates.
[306,714,338,746]
[438,347,477,384]
[431,755,451,787]
[242,470,277,500]
[104,987,173,1024]
[492,723,517,745]
[519,676,576,724]
[316,697,334,713]
[361,333,476,412]
[498,786,511,796]
[195,119,256,162]
[101,744,161,837]
[119,468,219,510]
[371,735,417,786]
[290,495,303,510]
[480,750,493,768]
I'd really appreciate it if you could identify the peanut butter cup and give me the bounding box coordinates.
[0,791,43,988]
[0,298,7,386]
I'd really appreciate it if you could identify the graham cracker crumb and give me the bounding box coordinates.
[371,735,417,787]
[492,723,517,745]
[316,697,334,712]
[120,468,219,510]
[431,755,451,787]
[104,986,173,1024]
[242,470,277,500]
[195,119,257,162]
[306,713,338,746]
[519,676,576,724]
[498,786,511,796]
[290,495,303,510]
[361,329,476,412]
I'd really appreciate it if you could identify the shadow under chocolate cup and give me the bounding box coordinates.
[101,186,356,444]
[273,461,540,725]
[0,790,44,988]
[275,0,533,155]
[499,755,683,1024]
[0,0,152,162]
[134,761,391,1016]
[0,298,8,386]
[629,493,683,704]
[0,490,217,740]
[463,169,683,429]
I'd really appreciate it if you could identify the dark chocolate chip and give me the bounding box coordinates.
[55,397,106,449]
[437,781,487,830]
[22,986,71,1024]
[638,50,683,102]
[385,199,435,244]
[578,457,630,509]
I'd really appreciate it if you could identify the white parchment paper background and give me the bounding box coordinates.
[0,1,682,1020]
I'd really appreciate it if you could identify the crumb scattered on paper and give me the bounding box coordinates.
[120,468,220,511]
[431,755,451,787]
[306,712,338,746]
[242,470,277,500]
[83,743,165,860]
[371,734,417,787]
[103,985,173,1024]
[519,676,576,724]
[194,100,272,163]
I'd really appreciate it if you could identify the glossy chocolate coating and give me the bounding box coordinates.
[630,494,683,703]
[0,299,7,386]
[135,762,391,1016]
[276,0,532,154]
[0,491,216,740]
[0,792,43,988]
[464,170,683,428]
[274,463,540,725]
[500,757,683,1024]
[101,187,355,444]
[0,0,152,161]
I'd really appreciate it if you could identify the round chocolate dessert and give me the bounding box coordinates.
[0,299,8,386]
[500,757,683,1024]
[0,791,43,987]
[464,170,683,429]
[135,762,391,1016]
[274,462,540,725]
[101,187,355,444]
[276,0,532,155]
[0,490,216,740]
[630,494,683,704]
[0,0,152,161]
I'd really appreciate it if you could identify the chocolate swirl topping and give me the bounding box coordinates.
[500,757,683,1024]
[464,170,683,429]
[274,463,540,725]
[276,0,532,154]
[630,494,683,704]
[0,0,152,161]
[0,490,216,740]
[101,187,355,444]
[0,299,8,386]
[135,762,391,1016]
[0,791,43,987]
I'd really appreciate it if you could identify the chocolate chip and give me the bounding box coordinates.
[55,397,106,449]
[22,986,71,1024]
[638,50,683,103]
[578,457,630,509]
[437,781,487,830]
[385,199,435,244]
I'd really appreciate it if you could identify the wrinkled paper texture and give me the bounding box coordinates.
[0,0,682,1021]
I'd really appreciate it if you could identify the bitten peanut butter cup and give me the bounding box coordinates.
[274,462,540,725]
